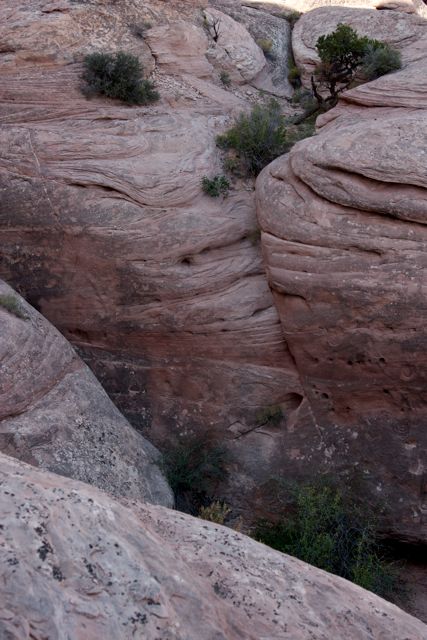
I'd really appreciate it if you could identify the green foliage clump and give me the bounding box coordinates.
[286,10,302,28]
[288,64,301,86]
[82,51,159,105]
[360,43,402,80]
[255,404,283,426]
[217,100,315,176]
[216,100,287,176]
[0,294,27,320]
[257,38,275,60]
[220,70,231,87]
[254,483,397,598]
[291,87,318,112]
[162,435,228,514]
[202,175,230,197]
[312,24,401,108]
[199,500,231,524]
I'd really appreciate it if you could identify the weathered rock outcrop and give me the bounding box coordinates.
[0,280,173,506]
[257,10,427,542]
[0,0,426,543]
[0,0,309,521]
[1,451,426,640]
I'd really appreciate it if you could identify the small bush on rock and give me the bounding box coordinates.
[254,483,398,598]
[82,51,159,105]
[257,38,275,60]
[217,100,315,176]
[199,500,231,524]
[288,64,301,86]
[360,43,402,80]
[162,435,228,515]
[255,405,283,426]
[0,294,27,320]
[216,100,287,176]
[220,70,231,87]
[202,175,230,197]
[311,24,402,108]
[286,10,302,29]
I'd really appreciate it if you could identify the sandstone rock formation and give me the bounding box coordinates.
[203,7,266,83]
[0,280,173,506]
[257,8,427,542]
[0,0,426,546]
[244,0,427,17]
[1,451,426,640]
[210,0,294,96]
[0,0,306,523]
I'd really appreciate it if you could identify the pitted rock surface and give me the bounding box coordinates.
[1,452,426,640]
[0,280,173,506]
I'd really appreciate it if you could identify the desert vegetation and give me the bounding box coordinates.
[217,100,314,176]
[82,51,159,105]
[290,23,402,124]
[162,435,228,514]
[201,175,230,197]
[254,482,398,598]
[0,294,27,319]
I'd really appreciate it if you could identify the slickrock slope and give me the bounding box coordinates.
[0,280,173,506]
[257,11,427,542]
[1,452,426,640]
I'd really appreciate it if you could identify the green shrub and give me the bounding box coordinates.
[162,435,228,514]
[0,294,27,320]
[312,24,401,108]
[217,100,315,176]
[199,500,231,524]
[82,51,159,105]
[220,70,231,87]
[256,38,275,60]
[291,87,314,108]
[202,175,230,197]
[360,43,402,80]
[254,483,397,598]
[255,404,283,426]
[222,155,240,175]
[286,10,301,28]
[216,100,287,176]
[288,65,301,84]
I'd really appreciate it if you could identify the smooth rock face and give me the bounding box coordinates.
[1,452,426,640]
[257,10,427,543]
[0,280,173,506]
[204,7,267,83]
[210,0,294,96]
[145,22,213,78]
